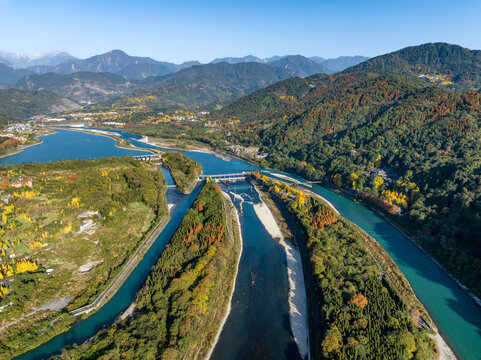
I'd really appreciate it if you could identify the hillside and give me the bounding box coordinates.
[105,62,297,110]
[270,55,332,76]
[212,72,481,298]
[346,42,481,91]
[0,63,32,85]
[0,88,79,120]
[16,72,138,104]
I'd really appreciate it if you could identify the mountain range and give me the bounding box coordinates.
[0,50,75,68]
[2,42,481,120]
[97,62,296,109]
[0,49,368,84]
[346,42,481,91]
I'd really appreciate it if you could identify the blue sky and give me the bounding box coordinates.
[1,0,480,63]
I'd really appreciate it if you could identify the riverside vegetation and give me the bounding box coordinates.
[253,172,436,360]
[56,180,240,360]
[210,69,481,300]
[111,44,481,301]
[97,68,481,300]
[0,157,167,358]
[161,151,202,193]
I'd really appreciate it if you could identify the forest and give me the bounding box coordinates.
[253,172,436,360]
[56,180,240,360]
[211,71,481,299]
[0,156,167,359]
[162,151,202,193]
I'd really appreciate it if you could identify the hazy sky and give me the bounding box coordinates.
[1,0,480,63]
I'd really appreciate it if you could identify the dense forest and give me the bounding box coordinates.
[211,71,481,299]
[0,157,167,359]
[56,180,240,360]
[162,151,202,193]
[253,173,436,359]
[345,43,481,92]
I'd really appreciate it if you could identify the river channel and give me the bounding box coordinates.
[2,128,480,360]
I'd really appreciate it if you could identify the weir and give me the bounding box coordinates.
[199,171,249,181]
[133,154,162,161]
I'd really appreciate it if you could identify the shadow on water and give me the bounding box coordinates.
[210,183,301,360]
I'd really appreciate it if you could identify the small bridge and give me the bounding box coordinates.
[133,154,162,161]
[199,172,250,182]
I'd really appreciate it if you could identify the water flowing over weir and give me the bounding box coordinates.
[211,183,302,360]
[1,128,480,360]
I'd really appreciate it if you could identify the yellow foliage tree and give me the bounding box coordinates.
[332,174,342,187]
[0,285,9,298]
[69,197,81,207]
[374,176,384,189]
[15,259,38,274]
[349,173,359,190]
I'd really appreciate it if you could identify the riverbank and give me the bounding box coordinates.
[0,127,57,160]
[252,187,309,359]
[205,192,243,360]
[259,174,457,360]
[70,214,171,317]
[139,135,211,153]
[323,182,481,311]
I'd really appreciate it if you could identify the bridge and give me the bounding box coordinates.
[199,172,250,182]
[133,154,162,161]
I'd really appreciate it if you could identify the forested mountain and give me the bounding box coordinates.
[346,42,481,91]
[270,55,332,76]
[212,71,481,297]
[16,71,138,103]
[13,61,297,105]
[106,62,297,109]
[0,88,79,120]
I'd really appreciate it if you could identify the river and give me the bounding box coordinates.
[2,128,481,360]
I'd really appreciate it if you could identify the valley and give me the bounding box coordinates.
[0,40,481,360]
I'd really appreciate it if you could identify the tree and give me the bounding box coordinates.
[350,293,368,309]
[321,335,340,357]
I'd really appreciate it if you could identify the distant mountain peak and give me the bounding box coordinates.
[270,55,332,77]
[0,50,76,69]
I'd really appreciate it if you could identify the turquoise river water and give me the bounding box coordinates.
[1,128,480,360]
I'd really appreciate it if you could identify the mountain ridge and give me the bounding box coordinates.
[345,42,481,91]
